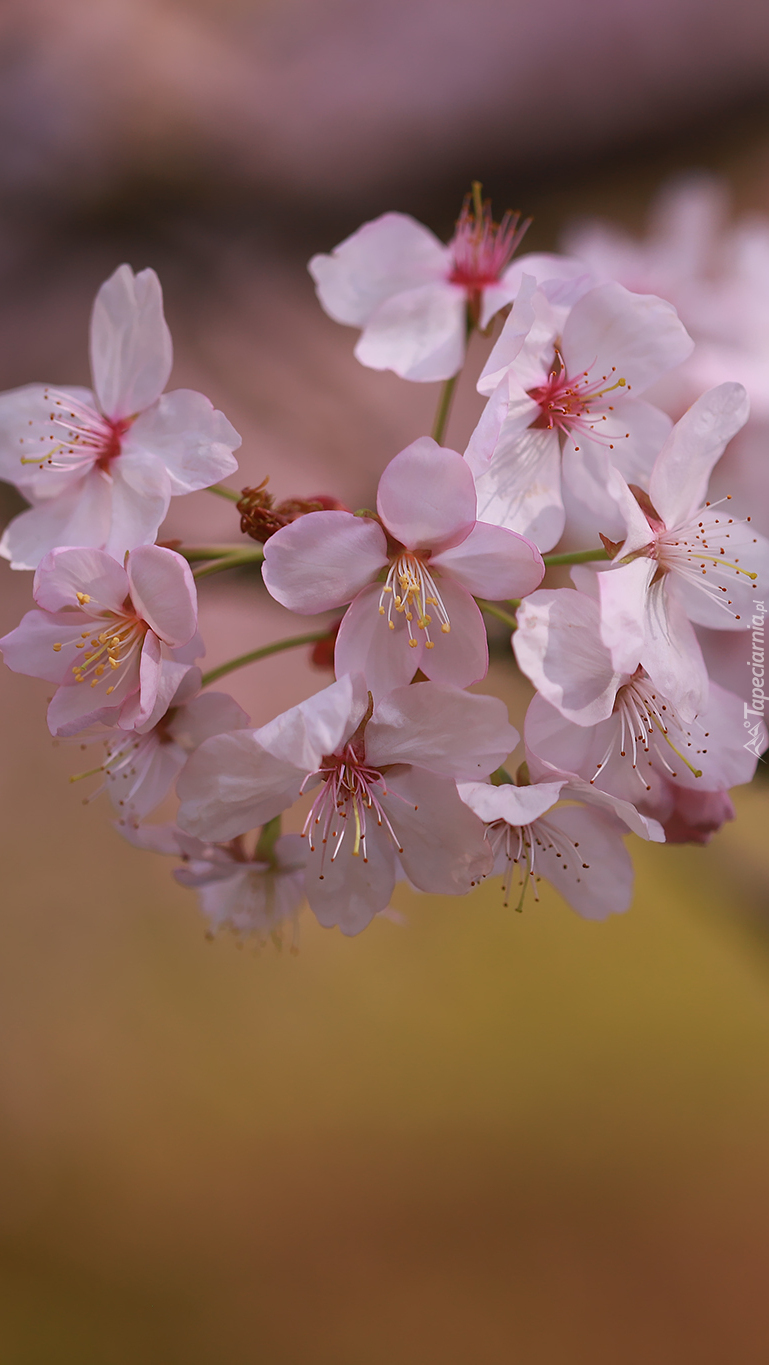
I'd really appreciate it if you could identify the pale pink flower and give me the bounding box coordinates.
[0,265,241,569]
[595,384,769,719]
[459,774,662,920]
[78,668,250,824]
[123,824,307,945]
[177,673,516,935]
[262,437,544,697]
[661,787,736,845]
[308,197,533,382]
[464,276,694,551]
[0,544,199,737]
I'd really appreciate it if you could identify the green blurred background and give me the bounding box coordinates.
[1,2,769,1360]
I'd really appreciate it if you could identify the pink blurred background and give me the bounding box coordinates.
[1,2,769,1360]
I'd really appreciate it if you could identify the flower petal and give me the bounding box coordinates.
[561,282,694,395]
[470,425,565,553]
[177,730,308,841]
[365,682,518,779]
[262,511,388,613]
[89,265,173,419]
[431,520,544,599]
[1,470,113,570]
[0,608,89,684]
[126,389,240,493]
[0,383,96,494]
[535,804,633,919]
[513,588,621,724]
[459,778,566,825]
[126,545,197,647]
[648,382,750,528]
[376,438,476,551]
[33,545,129,613]
[104,452,172,562]
[640,577,709,720]
[412,576,489,690]
[305,819,396,936]
[334,584,423,700]
[308,213,450,326]
[168,691,250,750]
[356,281,466,382]
[383,766,493,894]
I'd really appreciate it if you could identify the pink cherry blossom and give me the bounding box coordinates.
[75,668,250,824]
[123,824,307,945]
[595,384,769,718]
[516,585,764,820]
[0,544,199,737]
[459,774,662,920]
[0,265,241,569]
[177,673,516,935]
[464,276,694,551]
[308,195,532,383]
[661,787,736,845]
[262,437,544,697]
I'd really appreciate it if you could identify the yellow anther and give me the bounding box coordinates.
[52,643,62,652]
[425,641,435,649]
[109,658,120,669]
[408,638,418,648]
[75,641,85,649]
[379,605,385,615]
[106,685,115,695]
[388,621,394,630]
[76,592,90,604]
[441,623,451,634]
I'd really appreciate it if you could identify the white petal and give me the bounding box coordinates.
[89,265,172,419]
[308,212,450,326]
[356,281,466,382]
[365,682,518,779]
[126,389,240,493]
[471,425,565,553]
[561,282,694,395]
[649,383,750,528]
[513,588,621,724]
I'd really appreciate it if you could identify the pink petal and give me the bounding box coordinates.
[33,546,129,614]
[376,438,476,552]
[308,212,449,327]
[356,281,466,382]
[89,265,172,420]
[0,383,95,494]
[262,511,388,613]
[459,778,565,826]
[304,819,396,936]
[46,683,124,737]
[513,588,621,725]
[648,383,750,528]
[177,731,308,841]
[597,557,654,677]
[0,608,88,685]
[117,630,163,730]
[476,274,539,395]
[469,426,565,553]
[431,520,544,599]
[168,691,250,749]
[535,804,633,919]
[366,682,518,779]
[639,579,710,721]
[412,576,489,690]
[126,545,197,647]
[383,766,493,894]
[126,389,240,493]
[105,452,172,561]
[0,470,113,570]
[561,282,694,396]
[334,584,423,701]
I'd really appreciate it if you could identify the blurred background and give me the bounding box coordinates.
[1,1,769,1360]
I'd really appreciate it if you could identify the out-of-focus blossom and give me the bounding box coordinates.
[81,669,250,824]
[177,673,515,935]
[0,265,241,569]
[308,194,531,382]
[0,544,198,736]
[123,823,307,946]
[459,772,662,919]
[595,384,769,718]
[661,787,736,845]
[464,276,693,550]
[263,437,543,697]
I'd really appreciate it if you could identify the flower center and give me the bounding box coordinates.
[301,743,403,874]
[447,185,529,291]
[19,388,132,475]
[488,816,589,912]
[528,349,629,450]
[651,497,758,621]
[591,671,705,790]
[51,589,147,694]
[379,551,451,649]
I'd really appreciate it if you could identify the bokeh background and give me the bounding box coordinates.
[1,2,769,1360]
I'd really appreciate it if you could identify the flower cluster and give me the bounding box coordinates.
[0,186,765,946]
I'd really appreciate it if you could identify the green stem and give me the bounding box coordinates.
[476,599,519,631]
[255,815,282,866]
[542,547,610,568]
[207,484,242,503]
[192,550,264,579]
[200,630,329,687]
[431,374,459,445]
[181,544,264,563]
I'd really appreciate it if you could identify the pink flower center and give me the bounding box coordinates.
[302,743,403,872]
[378,551,451,649]
[488,816,589,911]
[19,388,132,475]
[447,190,529,291]
[528,351,629,449]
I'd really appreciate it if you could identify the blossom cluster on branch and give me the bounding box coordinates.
[0,181,766,947]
